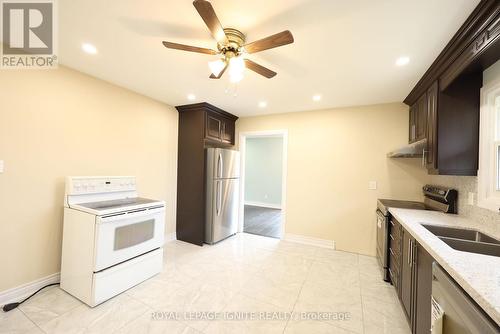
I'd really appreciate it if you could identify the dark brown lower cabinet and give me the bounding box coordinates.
[400,229,415,324]
[414,243,434,334]
[389,219,402,296]
[393,218,435,334]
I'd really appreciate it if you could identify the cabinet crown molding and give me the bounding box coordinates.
[404,0,500,105]
[176,102,239,121]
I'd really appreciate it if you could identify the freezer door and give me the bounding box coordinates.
[206,178,239,244]
[206,148,240,179]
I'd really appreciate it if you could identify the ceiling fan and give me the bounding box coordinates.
[162,0,294,82]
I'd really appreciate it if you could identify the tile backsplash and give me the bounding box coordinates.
[427,175,499,226]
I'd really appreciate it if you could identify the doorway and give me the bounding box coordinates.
[239,130,287,239]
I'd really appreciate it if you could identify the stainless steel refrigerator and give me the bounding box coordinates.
[205,148,240,244]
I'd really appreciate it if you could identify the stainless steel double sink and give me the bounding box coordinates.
[422,224,500,257]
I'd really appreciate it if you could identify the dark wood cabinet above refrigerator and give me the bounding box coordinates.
[403,0,500,176]
[175,102,238,246]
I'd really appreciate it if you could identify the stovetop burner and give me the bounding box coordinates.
[377,184,458,216]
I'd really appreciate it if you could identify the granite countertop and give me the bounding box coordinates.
[388,208,500,325]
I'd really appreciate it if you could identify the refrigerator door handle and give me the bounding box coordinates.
[216,181,222,216]
[219,153,224,178]
[215,153,222,179]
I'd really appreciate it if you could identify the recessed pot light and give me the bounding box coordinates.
[258,101,267,108]
[187,94,196,101]
[82,43,97,55]
[396,56,410,66]
[312,94,321,102]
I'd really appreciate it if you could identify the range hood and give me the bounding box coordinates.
[387,139,427,158]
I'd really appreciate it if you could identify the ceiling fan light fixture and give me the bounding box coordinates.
[163,2,294,82]
[229,72,244,83]
[209,59,226,77]
[228,56,245,82]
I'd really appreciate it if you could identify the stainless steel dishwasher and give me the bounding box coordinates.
[431,263,499,334]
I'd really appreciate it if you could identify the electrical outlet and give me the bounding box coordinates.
[468,192,475,205]
[368,181,377,190]
[0,160,3,173]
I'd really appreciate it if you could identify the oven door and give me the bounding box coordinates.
[94,207,165,272]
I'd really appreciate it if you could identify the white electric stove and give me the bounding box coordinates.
[60,176,165,307]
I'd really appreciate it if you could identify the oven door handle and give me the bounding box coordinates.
[376,210,385,228]
[376,210,385,220]
[99,206,165,223]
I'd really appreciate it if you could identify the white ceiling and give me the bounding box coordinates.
[59,0,480,117]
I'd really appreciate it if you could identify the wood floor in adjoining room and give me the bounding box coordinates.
[243,205,282,239]
[0,233,410,334]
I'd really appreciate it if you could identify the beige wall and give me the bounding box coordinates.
[237,103,429,256]
[0,67,178,292]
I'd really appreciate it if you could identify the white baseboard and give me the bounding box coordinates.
[284,233,335,249]
[165,232,177,242]
[244,201,282,210]
[0,272,60,306]
[0,232,178,308]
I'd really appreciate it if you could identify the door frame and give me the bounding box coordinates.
[238,129,288,239]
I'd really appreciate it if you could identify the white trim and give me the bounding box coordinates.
[478,76,500,212]
[164,232,177,242]
[238,129,288,239]
[284,233,335,249]
[244,201,282,210]
[0,272,60,306]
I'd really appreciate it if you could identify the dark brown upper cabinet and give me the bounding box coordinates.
[221,118,235,144]
[409,94,427,143]
[425,82,438,171]
[175,103,238,246]
[204,111,236,145]
[403,0,500,176]
[205,112,223,142]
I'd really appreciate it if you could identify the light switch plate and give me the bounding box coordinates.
[0,160,3,173]
[368,181,377,190]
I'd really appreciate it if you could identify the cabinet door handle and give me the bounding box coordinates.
[410,240,413,267]
[407,239,411,265]
[408,239,411,265]
[413,242,417,265]
[422,149,427,166]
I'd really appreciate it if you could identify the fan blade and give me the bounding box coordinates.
[162,41,217,55]
[243,30,294,54]
[209,63,228,79]
[193,0,228,45]
[244,59,277,78]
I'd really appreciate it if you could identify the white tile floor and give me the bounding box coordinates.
[0,233,410,334]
